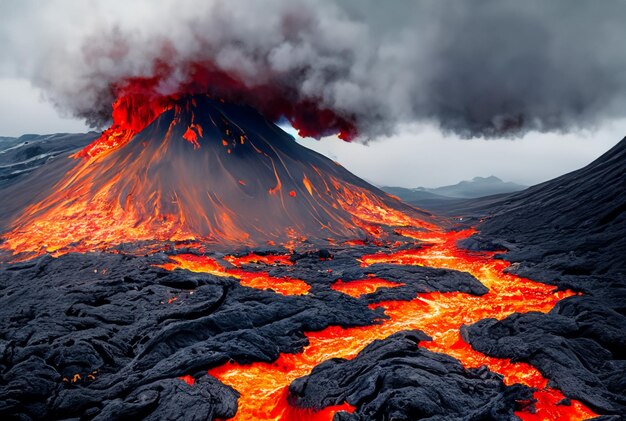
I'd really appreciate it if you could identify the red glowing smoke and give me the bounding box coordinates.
[78,60,357,160]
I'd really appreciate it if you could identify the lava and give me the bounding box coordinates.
[159,254,310,296]
[330,277,403,298]
[161,229,596,420]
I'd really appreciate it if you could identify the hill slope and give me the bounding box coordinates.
[473,137,626,276]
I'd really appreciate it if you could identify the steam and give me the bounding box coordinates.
[2,0,626,139]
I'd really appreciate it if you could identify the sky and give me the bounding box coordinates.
[291,123,626,188]
[1,0,625,188]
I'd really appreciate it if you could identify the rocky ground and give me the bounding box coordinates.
[2,247,498,420]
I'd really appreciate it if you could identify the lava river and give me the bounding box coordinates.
[161,228,597,421]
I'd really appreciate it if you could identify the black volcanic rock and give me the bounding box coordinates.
[237,245,488,301]
[468,136,626,276]
[464,296,626,415]
[91,377,238,421]
[289,331,533,420]
[460,137,626,419]
[0,248,491,420]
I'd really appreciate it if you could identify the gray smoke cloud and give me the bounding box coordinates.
[1,0,626,139]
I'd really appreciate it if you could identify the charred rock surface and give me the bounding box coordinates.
[464,297,626,416]
[0,249,489,420]
[462,137,626,418]
[242,246,488,301]
[289,331,532,420]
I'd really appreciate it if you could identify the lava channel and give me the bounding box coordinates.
[161,228,597,421]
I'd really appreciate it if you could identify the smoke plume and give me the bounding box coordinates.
[2,0,626,139]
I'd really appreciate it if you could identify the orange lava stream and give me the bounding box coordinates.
[330,277,403,298]
[331,176,439,232]
[159,254,310,296]
[224,253,294,267]
[195,229,596,421]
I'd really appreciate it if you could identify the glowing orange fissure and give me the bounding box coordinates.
[159,254,309,296]
[330,277,403,298]
[163,229,596,421]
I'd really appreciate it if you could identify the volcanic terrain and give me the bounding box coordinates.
[0,96,624,421]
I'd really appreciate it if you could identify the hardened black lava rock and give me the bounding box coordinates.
[459,137,626,418]
[0,248,492,420]
[464,136,626,277]
[464,295,626,416]
[231,245,488,301]
[288,331,533,420]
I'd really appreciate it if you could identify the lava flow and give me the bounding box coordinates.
[161,229,596,421]
[159,253,309,296]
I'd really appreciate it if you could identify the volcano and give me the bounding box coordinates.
[2,96,435,258]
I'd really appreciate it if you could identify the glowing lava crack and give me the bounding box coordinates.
[161,229,596,421]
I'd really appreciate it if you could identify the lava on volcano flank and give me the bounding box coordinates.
[1,93,436,259]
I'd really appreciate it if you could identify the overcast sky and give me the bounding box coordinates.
[290,122,625,188]
[1,0,625,188]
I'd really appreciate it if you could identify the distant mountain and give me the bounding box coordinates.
[420,176,526,198]
[0,133,96,186]
[384,176,526,203]
[383,186,456,203]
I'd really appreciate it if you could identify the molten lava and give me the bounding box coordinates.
[160,229,596,421]
[159,254,309,296]
[331,277,403,298]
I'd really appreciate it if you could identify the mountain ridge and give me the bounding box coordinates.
[383,175,527,201]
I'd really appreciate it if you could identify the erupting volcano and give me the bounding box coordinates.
[1,85,624,420]
[3,1,626,419]
[2,93,435,258]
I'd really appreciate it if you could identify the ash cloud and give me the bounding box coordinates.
[2,0,626,139]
